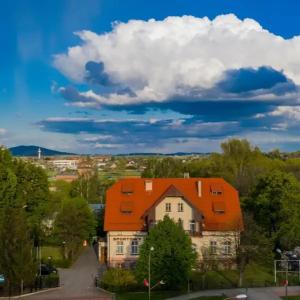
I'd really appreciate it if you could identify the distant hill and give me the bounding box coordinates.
[116,152,210,156]
[9,145,75,157]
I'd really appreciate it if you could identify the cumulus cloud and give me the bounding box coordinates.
[0,128,7,135]
[54,14,300,108]
[37,117,241,149]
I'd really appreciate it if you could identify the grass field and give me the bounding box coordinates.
[41,246,72,268]
[98,169,141,180]
[116,292,225,300]
[41,246,63,261]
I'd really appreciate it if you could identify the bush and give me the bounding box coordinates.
[101,268,138,292]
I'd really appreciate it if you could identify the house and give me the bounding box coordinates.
[104,178,243,268]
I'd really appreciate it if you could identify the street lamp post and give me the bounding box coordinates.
[148,246,154,300]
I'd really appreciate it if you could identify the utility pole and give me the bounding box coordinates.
[148,246,154,300]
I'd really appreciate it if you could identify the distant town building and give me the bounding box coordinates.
[104,178,243,268]
[53,174,79,182]
[50,159,79,171]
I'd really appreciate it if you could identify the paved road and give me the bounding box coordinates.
[26,247,112,300]
[168,286,300,300]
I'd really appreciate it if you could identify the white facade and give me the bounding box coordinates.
[51,159,78,170]
[106,194,237,267]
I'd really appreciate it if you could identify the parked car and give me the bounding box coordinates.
[40,264,57,276]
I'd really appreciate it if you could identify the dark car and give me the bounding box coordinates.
[40,264,57,276]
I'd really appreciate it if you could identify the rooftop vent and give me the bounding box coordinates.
[197,180,202,197]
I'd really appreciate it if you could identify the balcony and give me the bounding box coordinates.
[186,230,202,237]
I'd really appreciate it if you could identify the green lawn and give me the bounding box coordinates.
[281,297,300,299]
[41,246,72,268]
[116,293,225,300]
[98,169,141,180]
[41,246,63,261]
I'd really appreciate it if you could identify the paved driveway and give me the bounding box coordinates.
[168,286,300,300]
[26,247,112,300]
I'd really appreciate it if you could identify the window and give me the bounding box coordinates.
[120,201,134,214]
[116,241,124,255]
[210,241,217,255]
[192,243,197,252]
[165,203,171,212]
[210,184,223,196]
[178,203,184,212]
[131,239,139,255]
[212,201,225,214]
[178,218,183,227]
[224,241,231,255]
[189,220,196,233]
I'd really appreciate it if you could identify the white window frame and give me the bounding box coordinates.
[189,220,196,232]
[165,203,171,212]
[224,241,231,255]
[131,239,139,256]
[116,241,124,255]
[210,240,217,255]
[178,203,184,212]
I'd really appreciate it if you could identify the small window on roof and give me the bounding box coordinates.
[121,182,134,194]
[212,201,226,214]
[210,184,223,195]
[120,201,134,214]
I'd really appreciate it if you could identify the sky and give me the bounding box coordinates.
[1,0,300,154]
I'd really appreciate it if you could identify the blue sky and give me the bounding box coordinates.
[1,0,300,154]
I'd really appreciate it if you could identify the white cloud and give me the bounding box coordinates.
[0,128,7,135]
[268,106,300,121]
[54,14,300,106]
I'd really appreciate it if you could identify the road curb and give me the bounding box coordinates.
[0,287,62,299]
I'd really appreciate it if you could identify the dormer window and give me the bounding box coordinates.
[121,182,134,195]
[212,201,225,214]
[210,184,223,196]
[120,201,134,214]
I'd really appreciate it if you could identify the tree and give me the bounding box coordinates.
[54,197,96,260]
[0,207,36,293]
[136,216,197,290]
[244,171,300,238]
[0,149,36,292]
[234,214,273,287]
[142,158,184,178]
[70,172,108,203]
[13,160,50,246]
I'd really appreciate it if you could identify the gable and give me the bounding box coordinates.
[104,178,243,232]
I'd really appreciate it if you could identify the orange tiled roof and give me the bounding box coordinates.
[104,178,243,232]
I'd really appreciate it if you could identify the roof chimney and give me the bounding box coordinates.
[184,172,190,178]
[145,180,153,192]
[197,180,202,197]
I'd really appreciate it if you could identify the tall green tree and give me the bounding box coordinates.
[0,149,36,292]
[142,157,184,178]
[235,214,273,287]
[0,207,36,292]
[245,171,300,238]
[136,216,197,290]
[54,197,96,260]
